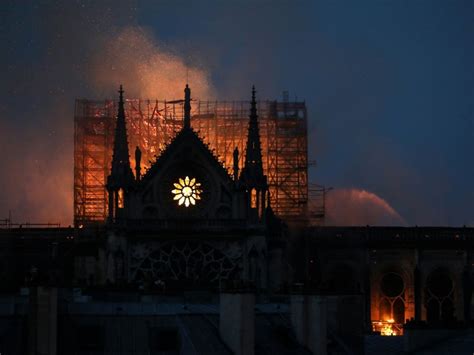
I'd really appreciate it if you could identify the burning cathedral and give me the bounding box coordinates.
[102,84,280,290]
[0,83,472,354]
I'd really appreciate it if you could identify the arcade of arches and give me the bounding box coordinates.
[303,235,472,336]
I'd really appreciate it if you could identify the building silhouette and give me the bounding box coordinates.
[0,84,472,354]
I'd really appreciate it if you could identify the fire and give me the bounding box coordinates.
[74,99,308,225]
[372,319,403,336]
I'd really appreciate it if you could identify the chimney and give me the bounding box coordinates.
[290,293,327,355]
[219,291,255,355]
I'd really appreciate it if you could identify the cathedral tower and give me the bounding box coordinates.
[106,85,135,221]
[240,86,268,220]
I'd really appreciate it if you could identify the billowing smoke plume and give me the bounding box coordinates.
[0,112,73,225]
[0,4,417,228]
[3,2,469,226]
[0,2,214,226]
[325,188,406,226]
[90,27,214,99]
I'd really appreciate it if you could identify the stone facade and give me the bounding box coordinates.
[300,227,474,329]
[0,85,472,354]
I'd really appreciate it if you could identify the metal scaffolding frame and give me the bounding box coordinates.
[74,98,308,226]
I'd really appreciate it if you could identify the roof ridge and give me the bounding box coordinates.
[139,128,233,187]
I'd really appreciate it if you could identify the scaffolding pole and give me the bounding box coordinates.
[73,99,309,226]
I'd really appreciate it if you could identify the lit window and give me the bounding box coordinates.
[250,188,257,208]
[372,272,405,336]
[118,188,124,208]
[171,176,202,207]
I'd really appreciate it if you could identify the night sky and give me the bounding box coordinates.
[1,0,473,226]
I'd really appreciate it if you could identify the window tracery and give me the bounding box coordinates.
[171,176,202,207]
[425,268,454,321]
[130,241,241,286]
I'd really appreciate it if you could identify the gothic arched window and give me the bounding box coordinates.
[425,268,454,322]
[380,272,405,324]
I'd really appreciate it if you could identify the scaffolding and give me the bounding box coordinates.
[74,98,308,226]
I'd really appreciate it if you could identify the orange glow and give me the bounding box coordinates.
[0,119,73,226]
[250,189,257,209]
[74,99,308,225]
[90,27,215,101]
[325,188,406,226]
[118,188,124,209]
[372,319,403,336]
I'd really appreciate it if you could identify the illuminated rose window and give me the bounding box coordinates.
[171,176,202,207]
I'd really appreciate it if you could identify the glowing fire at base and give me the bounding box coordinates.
[372,319,403,336]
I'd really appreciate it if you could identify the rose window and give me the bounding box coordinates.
[171,176,202,207]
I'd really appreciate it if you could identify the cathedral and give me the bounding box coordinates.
[0,84,472,354]
[100,84,282,291]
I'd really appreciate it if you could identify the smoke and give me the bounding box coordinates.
[2,1,471,226]
[0,2,215,225]
[0,112,73,225]
[325,188,406,226]
[90,27,214,99]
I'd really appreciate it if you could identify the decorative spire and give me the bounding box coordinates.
[106,85,135,222]
[110,85,133,184]
[233,147,239,181]
[242,85,265,184]
[184,84,191,129]
[135,146,142,182]
[240,86,268,220]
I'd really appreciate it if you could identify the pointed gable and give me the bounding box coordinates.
[140,128,232,187]
[132,127,235,219]
[127,85,238,220]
